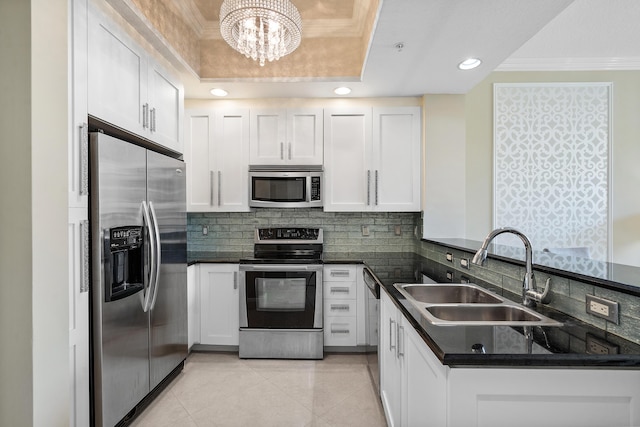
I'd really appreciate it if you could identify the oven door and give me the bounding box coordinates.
[239,264,323,329]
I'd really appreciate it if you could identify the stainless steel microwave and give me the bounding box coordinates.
[249,166,323,208]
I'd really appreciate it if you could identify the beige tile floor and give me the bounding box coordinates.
[130,352,388,427]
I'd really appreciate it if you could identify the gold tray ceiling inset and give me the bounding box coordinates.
[128,0,380,80]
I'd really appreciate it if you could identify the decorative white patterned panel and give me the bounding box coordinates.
[493,83,611,265]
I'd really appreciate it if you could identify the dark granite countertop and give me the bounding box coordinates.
[188,250,640,368]
[382,282,640,368]
[188,251,249,265]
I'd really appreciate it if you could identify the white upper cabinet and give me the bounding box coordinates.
[324,106,421,212]
[250,108,323,165]
[147,64,184,152]
[323,108,372,211]
[372,107,421,211]
[87,2,183,154]
[184,108,250,212]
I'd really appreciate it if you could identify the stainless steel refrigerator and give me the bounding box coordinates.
[89,132,187,427]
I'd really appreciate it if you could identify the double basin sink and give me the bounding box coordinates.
[394,283,562,327]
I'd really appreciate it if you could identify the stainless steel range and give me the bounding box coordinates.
[239,227,324,359]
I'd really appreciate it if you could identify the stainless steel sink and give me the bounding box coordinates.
[399,283,502,304]
[425,305,549,324]
[393,283,562,327]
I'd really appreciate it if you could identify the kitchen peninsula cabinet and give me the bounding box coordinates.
[184,109,250,212]
[323,107,421,212]
[380,290,640,427]
[250,108,323,165]
[87,0,184,153]
[198,264,240,346]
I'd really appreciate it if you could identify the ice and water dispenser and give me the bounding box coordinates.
[105,226,144,302]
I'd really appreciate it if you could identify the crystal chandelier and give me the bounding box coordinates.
[220,0,302,67]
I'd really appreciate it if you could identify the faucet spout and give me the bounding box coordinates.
[471,227,551,307]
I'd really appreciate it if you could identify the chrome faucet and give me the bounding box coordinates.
[471,227,551,307]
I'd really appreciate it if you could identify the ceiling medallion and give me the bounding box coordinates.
[220,0,303,67]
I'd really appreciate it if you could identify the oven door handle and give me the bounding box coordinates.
[239,264,323,272]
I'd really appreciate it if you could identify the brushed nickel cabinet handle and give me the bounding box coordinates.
[80,220,89,293]
[210,171,215,206]
[218,171,222,206]
[79,123,89,196]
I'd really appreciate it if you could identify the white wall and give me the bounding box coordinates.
[465,71,640,267]
[0,1,33,424]
[0,0,70,425]
[422,95,466,238]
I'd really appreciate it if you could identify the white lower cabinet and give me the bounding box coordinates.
[381,290,442,426]
[380,291,640,427]
[380,291,403,426]
[323,264,366,347]
[187,264,199,350]
[199,264,240,346]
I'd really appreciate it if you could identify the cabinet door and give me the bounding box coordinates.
[184,110,215,211]
[402,318,447,427]
[148,63,183,153]
[379,292,402,427]
[213,109,250,211]
[88,2,147,136]
[184,109,250,212]
[187,264,199,350]
[250,109,286,164]
[287,108,323,165]
[372,107,421,212]
[70,2,90,425]
[323,108,373,211]
[200,264,240,346]
[68,207,90,427]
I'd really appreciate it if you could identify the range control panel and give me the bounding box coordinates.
[256,227,322,242]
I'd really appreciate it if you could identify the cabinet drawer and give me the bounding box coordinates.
[324,316,357,347]
[325,299,356,317]
[324,265,357,281]
[324,281,356,299]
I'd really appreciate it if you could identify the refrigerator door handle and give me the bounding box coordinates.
[148,201,162,310]
[141,200,157,312]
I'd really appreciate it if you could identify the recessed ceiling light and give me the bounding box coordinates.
[334,87,352,95]
[458,58,482,70]
[210,88,228,97]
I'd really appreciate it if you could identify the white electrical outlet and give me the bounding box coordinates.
[585,294,620,324]
[361,225,370,236]
[589,300,609,317]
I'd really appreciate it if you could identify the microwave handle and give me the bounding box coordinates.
[280,142,284,160]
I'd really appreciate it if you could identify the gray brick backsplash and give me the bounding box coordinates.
[187,210,419,254]
[415,239,640,346]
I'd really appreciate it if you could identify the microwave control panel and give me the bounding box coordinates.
[310,176,321,201]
